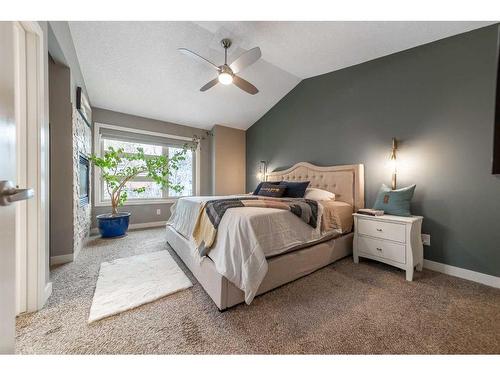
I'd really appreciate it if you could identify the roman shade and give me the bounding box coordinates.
[98,127,197,149]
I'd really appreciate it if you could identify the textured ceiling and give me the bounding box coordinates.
[69,21,493,130]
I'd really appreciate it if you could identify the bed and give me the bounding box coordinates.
[165,162,364,310]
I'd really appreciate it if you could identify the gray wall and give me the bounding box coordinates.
[48,21,88,104]
[246,25,500,277]
[91,108,213,228]
[49,57,74,257]
[48,20,90,260]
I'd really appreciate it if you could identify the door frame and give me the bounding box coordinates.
[14,21,51,314]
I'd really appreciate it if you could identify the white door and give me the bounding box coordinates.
[0,21,34,354]
[0,20,19,355]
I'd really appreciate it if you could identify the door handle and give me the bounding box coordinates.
[0,180,34,206]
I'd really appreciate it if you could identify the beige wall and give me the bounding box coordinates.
[212,125,246,195]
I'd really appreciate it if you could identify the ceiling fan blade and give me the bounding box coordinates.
[200,77,219,92]
[233,76,259,95]
[178,48,220,71]
[229,47,262,74]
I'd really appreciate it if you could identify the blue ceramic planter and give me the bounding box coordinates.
[96,212,131,238]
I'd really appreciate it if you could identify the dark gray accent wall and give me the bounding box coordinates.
[246,25,500,277]
[91,108,213,228]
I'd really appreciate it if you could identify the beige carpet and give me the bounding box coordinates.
[16,228,500,354]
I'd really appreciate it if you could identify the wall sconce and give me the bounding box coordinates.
[389,138,398,190]
[256,160,267,182]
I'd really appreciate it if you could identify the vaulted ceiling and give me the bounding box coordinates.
[69,21,493,130]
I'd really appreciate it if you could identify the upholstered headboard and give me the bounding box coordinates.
[266,162,365,211]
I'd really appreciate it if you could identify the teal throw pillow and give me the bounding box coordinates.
[372,184,416,217]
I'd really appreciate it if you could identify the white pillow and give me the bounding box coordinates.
[304,188,335,201]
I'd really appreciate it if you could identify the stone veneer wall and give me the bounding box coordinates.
[72,107,92,257]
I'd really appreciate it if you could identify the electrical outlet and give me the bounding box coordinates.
[156,209,161,216]
[421,234,431,246]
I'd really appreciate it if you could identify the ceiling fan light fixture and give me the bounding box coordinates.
[180,38,261,94]
[218,71,233,85]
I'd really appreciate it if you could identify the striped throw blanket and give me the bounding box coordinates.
[192,197,319,257]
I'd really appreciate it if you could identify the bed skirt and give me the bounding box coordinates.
[165,225,353,310]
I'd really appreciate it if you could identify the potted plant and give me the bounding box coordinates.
[89,144,190,238]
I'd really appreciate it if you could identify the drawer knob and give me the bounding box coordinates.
[376,247,383,251]
[376,228,383,232]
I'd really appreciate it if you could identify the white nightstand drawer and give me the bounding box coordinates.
[357,218,406,243]
[353,213,423,281]
[358,236,406,264]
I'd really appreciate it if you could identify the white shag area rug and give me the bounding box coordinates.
[88,251,192,323]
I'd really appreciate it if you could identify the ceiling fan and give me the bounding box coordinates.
[178,38,261,95]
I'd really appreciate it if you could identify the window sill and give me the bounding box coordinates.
[94,198,179,207]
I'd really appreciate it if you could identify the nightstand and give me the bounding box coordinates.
[353,213,424,281]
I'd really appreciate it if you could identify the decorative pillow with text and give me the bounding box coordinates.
[257,182,286,198]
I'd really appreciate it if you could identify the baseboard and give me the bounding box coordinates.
[50,253,74,266]
[424,259,500,288]
[90,220,167,235]
[129,221,167,230]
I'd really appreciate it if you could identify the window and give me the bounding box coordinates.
[95,124,197,206]
[168,146,193,197]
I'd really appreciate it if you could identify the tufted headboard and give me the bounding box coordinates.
[266,162,365,211]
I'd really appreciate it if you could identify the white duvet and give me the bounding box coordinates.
[167,195,338,304]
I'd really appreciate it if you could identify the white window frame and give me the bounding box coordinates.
[93,122,200,206]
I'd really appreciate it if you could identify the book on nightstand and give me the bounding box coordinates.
[357,208,384,216]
